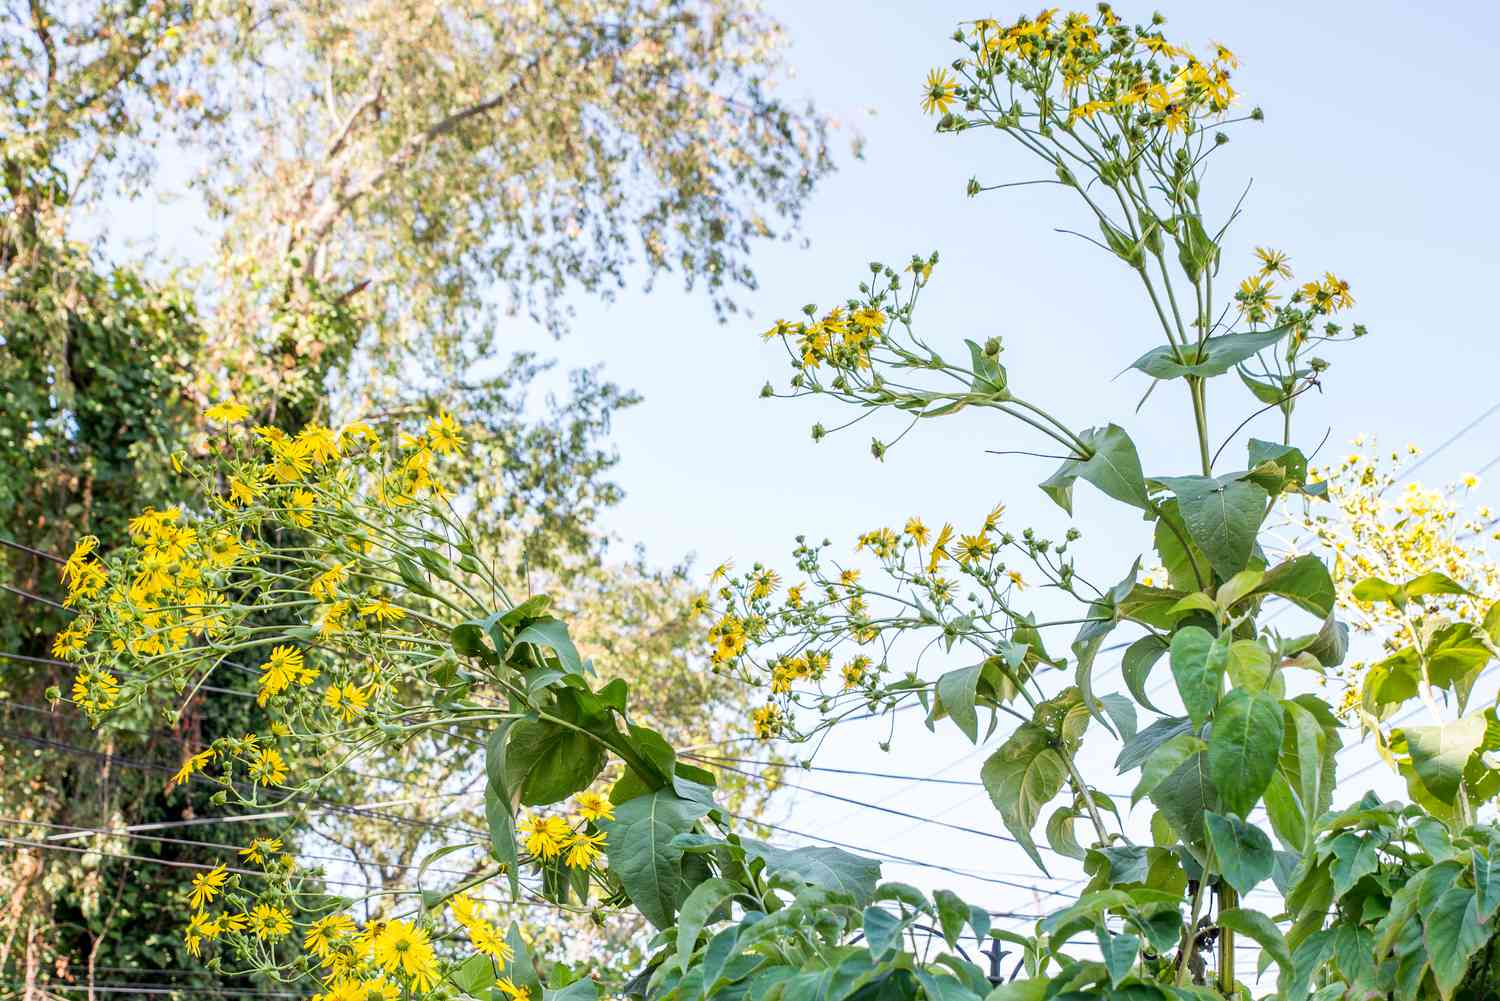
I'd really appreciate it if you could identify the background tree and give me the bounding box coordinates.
[0,0,828,994]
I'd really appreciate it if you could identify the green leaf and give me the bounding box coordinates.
[933,889,971,949]
[1096,929,1140,988]
[981,723,1068,874]
[1216,569,1265,611]
[1425,887,1487,1000]
[982,981,1048,1001]
[1253,556,1337,619]
[1204,812,1274,895]
[737,840,881,904]
[1404,715,1486,805]
[1131,327,1290,381]
[1039,424,1152,514]
[1208,689,1283,818]
[1099,693,1138,742]
[1148,749,1217,851]
[1217,908,1293,986]
[485,720,521,895]
[1246,439,1309,495]
[1155,474,1269,579]
[1153,499,1211,592]
[1045,807,1085,861]
[1328,832,1380,898]
[1116,716,1194,773]
[1121,637,1169,714]
[1131,733,1205,807]
[935,664,985,744]
[965,339,1009,397]
[545,980,598,1001]
[1406,571,1471,598]
[863,906,905,959]
[452,953,497,995]
[502,717,607,806]
[1169,626,1227,730]
[1261,771,1306,854]
[599,790,712,928]
[510,617,584,674]
[675,878,746,975]
[504,922,545,1001]
[1239,368,1287,407]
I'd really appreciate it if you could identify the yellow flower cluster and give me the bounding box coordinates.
[925,8,1239,137]
[182,862,294,959]
[449,893,515,965]
[1292,439,1499,708]
[763,304,887,372]
[1234,247,1353,328]
[517,791,612,870]
[709,500,1042,741]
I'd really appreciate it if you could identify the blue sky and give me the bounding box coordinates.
[102,0,1500,945]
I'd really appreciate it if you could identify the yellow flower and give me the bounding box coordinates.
[257,645,307,705]
[372,920,438,992]
[303,913,355,960]
[574,791,614,822]
[188,864,229,909]
[497,977,532,1001]
[71,667,121,715]
[250,747,289,786]
[470,920,513,963]
[982,503,1005,534]
[519,814,573,860]
[239,836,283,865]
[310,563,347,601]
[358,597,404,623]
[324,682,370,723]
[287,488,316,528]
[903,517,930,546]
[921,67,957,116]
[955,533,995,564]
[1254,247,1292,278]
[565,829,607,869]
[748,567,781,600]
[1007,569,1027,590]
[171,749,214,789]
[205,400,251,423]
[927,523,954,573]
[267,438,313,483]
[184,909,218,957]
[426,410,464,455]
[297,424,340,464]
[248,903,293,940]
[750,703,783,739]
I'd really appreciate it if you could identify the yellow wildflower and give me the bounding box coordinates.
[188,864,228,909]
[205,400,251,423]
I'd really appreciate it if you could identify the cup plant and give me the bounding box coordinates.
[58,6,1500,1001]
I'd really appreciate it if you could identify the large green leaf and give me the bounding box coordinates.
[1115,715,1194,773]
[599,790,712,928]
[502,716,607,806]
[1121,636,1169,713]
[1039,424,1152,514]
[1148,749,1217,850]
[1404,715,1486,805]
[1425,886,1487,1000]
[1131,733,1205,807]
[935,663,986,744]
[485,720,521,894]
[1169,626,1227,729]
[1217,908,1292,987]
[510,616,585,674]
[738,840,881,904]
[1204,812,1273,895]
[1252,556,1337,619]
[1155,474,1268,580]
[1207,689,1283,817]
[1153,499,1211,592]
[674,878,747,975]
[1246,438,1310,495]
[1130,327,1290,381]
[982,723,1068,874]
